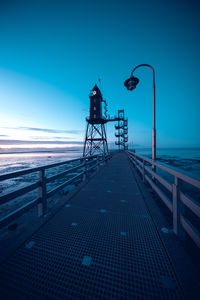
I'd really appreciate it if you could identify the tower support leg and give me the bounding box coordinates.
[83,122,109,157]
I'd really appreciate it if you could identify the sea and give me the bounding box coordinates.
[0,150,82,176]
[135,147,200,178]
[0,148,199,218]
[135,148,200,201]
[1,148,200,176]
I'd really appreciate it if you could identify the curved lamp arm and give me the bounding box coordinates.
[130,64,156,161]
[131,64,155,77]
[131,64,155,102]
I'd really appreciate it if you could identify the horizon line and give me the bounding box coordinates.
[0,139,199,149]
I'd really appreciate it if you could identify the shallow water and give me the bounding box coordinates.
[0,151,82,174]
[134,148,200,178]
[0,148,199,218]
[0,150,83,218]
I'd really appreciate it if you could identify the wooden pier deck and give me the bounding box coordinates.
[0,152,198,299]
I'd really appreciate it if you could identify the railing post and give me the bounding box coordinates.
[96,156,100,171]
[173,177,185,240]
[38,169,47,217]
[142,160,145,182]
[152,160,156,181]
[133,154,136,167]
[83,158,87,181]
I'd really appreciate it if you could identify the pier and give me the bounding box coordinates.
[0,151,200,299]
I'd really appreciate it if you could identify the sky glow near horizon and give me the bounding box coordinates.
[0,143,82,149]
[0,0,199,151]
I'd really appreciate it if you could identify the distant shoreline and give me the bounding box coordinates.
[0,147,200,155]
[0,149,82,155]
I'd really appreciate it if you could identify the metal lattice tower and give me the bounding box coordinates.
[83,85,109,157]
[115,110,128,151]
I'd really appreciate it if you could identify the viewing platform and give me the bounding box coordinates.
[0,152,200,299]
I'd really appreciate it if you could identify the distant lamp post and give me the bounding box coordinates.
[124,64,156,165]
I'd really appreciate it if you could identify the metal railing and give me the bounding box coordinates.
[128,151,200,248]
[0,154,111,229]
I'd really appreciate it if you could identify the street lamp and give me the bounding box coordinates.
[124,64,156,165]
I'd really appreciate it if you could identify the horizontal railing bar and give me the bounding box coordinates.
[135,158,143,167]
[0,155,99,181]
[129,155,136,166]
[86,160,97,167]
[42,157,85,170]
[87,164,98,172]
[46,163,84,183]
[144,165,173,192]
[129,156,144,177]
[180,216,200,248]
[135,164,143,175]
[0,159,80,180]
[47,159,97,183]
[0,197,38,229]
[129,151,199,215]
[180,192,200,218]
[145,174,173,212]
[0,167,42,181]
[0,155,106,228]
[128,151,200,189]
[47,171,84,198]
[129,153,173,210]
[0,182,39,205]
[128,151,200,247]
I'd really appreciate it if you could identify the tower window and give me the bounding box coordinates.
[94,107,96,111]
[94,114,96,118]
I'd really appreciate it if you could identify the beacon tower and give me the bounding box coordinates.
[83,85,109,157]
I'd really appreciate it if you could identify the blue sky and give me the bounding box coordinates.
[0,0,199,151]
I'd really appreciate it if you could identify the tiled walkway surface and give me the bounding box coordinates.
[0,152,183,299]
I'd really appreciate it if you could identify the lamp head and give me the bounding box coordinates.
[124,76,139,91]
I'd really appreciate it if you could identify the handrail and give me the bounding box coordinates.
[180,192,200,218]
[0,182,39,205]
[47,172,84,198]
[128,151,200,248]
[0,154,111,229]
[0,198,39,229]
[46,163,84,183]
[0,155,98,181]
[144,165,173,192]
[132,152,200,189]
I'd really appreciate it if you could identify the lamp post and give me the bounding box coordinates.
[124,64,156,167]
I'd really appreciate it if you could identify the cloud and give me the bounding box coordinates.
[0,134,9,137]
[0,139,83,145]
[17,127,83,134]
[31,136,75,140]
